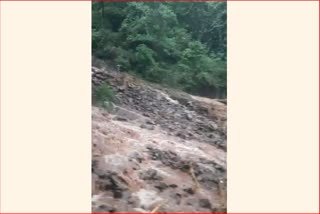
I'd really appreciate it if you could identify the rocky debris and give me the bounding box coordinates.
[128,151,145,163]
[183,187,195,195]
[154,182,169,192]
[147,146,191,172]
[113,106,142,121]
[93,204,116,212]
[145,119,156,125]
[93,170,129,198]
[92,67,112,87]
[191,95,227,134]
[146,146,225,188]
[199,198,212,209]
[132,189,163,211]
[186,113,193,120]
[92,66,227,212]
[113,115,128,122]
[140,123,155,130]
[91,66,227,150]
[139,169,163,181]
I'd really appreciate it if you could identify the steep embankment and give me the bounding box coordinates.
[92,66,227,212]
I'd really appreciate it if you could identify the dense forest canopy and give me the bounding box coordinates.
[92,2,226,98]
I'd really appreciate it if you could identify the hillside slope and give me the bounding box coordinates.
[92,66,227,212]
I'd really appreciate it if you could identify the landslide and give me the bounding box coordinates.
[92,65,227,212]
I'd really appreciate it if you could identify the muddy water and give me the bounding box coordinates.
[92,106,226,212]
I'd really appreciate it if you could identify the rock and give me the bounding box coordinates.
[146,119,156,125]
[142,112,150,117]
[114,116,128,121]
[186,113,193,120]
[183,187,195,195]
[140,124,155,130]
[118,85,126,92]
[171,193,182,205]
[93,170,129,201]
[132,166,140,170]
[154,182,168,192]
[207,133,216,139]
[169,184,178,188]
[208,122,218,131]
[187,101,193,106]
[114,106,141,121]
[176,131,187,139]
[191,163,221,188]
[94,204,116,212]
[199,199,212,209]
[139,169,163,181]
[103,154,129,173]
[187,131,194,137]
[146,148,191,172]
[128,151,144,163]
[132,189,163,210]
[186,198,196,206]
[127,195,139,205]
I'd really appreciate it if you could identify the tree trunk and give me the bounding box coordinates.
[100,2,104,28]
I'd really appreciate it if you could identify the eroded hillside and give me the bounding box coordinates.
[92,66,227,212]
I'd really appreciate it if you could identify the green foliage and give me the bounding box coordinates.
[92,2,227,98]
[93,82,116,111]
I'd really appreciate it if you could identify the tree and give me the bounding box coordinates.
[92,2,227,98]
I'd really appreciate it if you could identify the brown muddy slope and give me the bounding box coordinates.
[92,66,227,212]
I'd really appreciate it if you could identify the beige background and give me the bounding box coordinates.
[228,1,319,213]
[0,1,91,212]
[0,1,318,213]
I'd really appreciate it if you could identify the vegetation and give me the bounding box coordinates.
[92,2,226,98]
[92,82,116,110]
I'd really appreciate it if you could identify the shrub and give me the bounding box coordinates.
[92,82,117,111]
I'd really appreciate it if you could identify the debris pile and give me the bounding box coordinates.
[92,66,227,212]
